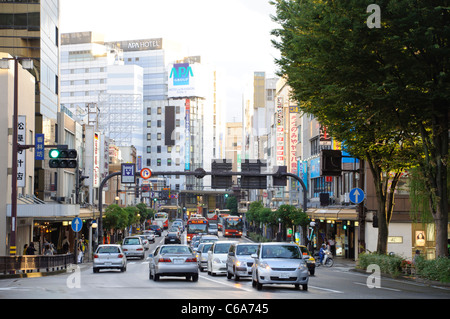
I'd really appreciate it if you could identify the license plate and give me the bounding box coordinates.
[279,273,289,279]
[105,262,111,266]
[173,258,184,264]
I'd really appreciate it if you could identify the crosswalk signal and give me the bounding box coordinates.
[49,148,77,168]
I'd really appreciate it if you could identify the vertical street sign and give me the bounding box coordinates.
[35,133,45,160]
[121,163,136,184]
[17,115,26,188]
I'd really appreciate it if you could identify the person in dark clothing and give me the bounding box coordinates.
[25,243,36,255]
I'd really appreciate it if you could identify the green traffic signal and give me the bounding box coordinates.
[48,148,78,168]
[49,149,60,158]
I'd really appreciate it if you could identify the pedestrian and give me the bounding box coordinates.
[328,237,336,256]
[25,242,36,255]
[62,236,69,253]
[413,250,421,265]
[23,244,28,255]
[44,243,53,255]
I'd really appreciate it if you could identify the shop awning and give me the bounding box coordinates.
[306,207,358,221]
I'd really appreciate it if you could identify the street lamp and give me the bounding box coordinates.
[1,56,33,256]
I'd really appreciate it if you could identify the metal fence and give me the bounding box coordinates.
[0,254,75,275]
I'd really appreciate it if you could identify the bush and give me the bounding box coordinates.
[358,253,403,277]
[414,257,450,283]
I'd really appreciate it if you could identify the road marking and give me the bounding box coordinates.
[353,281,401,292]
[308,285,344,293]
[199,274,253,292]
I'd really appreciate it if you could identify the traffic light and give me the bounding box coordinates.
[241,159,267,189]
[272,166,287,187]
[211,159,232,189]
[49,148,77,168]
[320,150,342,176]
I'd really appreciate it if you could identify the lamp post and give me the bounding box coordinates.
[1,56,33,256]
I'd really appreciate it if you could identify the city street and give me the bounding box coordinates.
[0,231,448,301]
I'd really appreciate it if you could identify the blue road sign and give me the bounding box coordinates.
[349,188,365,204]
[121,163,136,184]
[35,133,45,160]
[71,217,83,232]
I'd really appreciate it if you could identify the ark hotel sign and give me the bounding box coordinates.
[113,38,163,51]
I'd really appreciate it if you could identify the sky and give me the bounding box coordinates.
[59,0,281,121]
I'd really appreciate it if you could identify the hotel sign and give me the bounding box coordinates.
[113,38,163,51]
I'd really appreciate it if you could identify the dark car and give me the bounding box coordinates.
[165,232,181,244]
[149,224,163,237]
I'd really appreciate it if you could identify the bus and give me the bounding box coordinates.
[223,216,243,238]
[186,217,208,243]
[217,209,230,231]
[154,212,169,229]
[206,209,218,222]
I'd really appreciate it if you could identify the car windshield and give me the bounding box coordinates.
[236,244,258,256]
[209,224,217,229]
[97,246,120,254]
[160,246,192,255]
[201,244,212,253]
[123,238,140,245]
[262,245,301,259]
[214,243,232,254]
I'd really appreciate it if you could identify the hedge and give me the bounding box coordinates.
[359,253,450,283]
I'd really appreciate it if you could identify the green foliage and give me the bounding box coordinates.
[245,202,309,240]
[414,257,450,283]
[270,0,449,255]
[358,252,403,277]
[225,196,238,214]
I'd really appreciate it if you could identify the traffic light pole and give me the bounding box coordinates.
[96,168,308,245]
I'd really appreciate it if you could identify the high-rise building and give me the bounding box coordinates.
[0,0,61,201]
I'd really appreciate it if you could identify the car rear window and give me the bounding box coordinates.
[123,238,140,245]
[160,246,191,254]
[97,246,120,254]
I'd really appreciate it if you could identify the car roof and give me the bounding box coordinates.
[213,240,237,245]
[260,242,298,246]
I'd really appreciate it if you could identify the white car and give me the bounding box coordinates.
[207,240,237,276]
[121,236,145,259]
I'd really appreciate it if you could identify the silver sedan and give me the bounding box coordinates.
[93,244,127,273]
[251,242,309,291]
[148,244,199,282]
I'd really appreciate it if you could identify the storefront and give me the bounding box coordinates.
[306,208,359,259]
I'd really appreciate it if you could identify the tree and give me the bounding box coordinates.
[225,196,238,214]
[271,0,424,254]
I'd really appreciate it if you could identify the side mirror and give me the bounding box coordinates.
[228,252,235,257]
[251,254,258,259]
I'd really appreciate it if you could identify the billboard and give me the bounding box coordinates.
[168,63,206,98]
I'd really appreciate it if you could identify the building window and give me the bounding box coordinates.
[157,159,161,166]
[157,107,162,115]
[147,133,151,141]
[147,107,151,115]
[157,120,161,127]
[168,158,172,166]
[157,133,161,140]
[146,159,151,166]
[146,146,151,153]
[157,146,161,153]
[147,120,151,128]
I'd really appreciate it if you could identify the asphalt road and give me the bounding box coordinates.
[0,230,448,303]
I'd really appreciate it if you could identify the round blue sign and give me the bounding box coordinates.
[71,217,83,232]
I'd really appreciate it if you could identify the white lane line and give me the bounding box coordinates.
[199,274,253,292]
[308,285,344,293]
[353,281,401,292]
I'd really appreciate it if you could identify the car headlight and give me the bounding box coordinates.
[260,261,270,270]
[213,258,221,264]
[298,262,307,270]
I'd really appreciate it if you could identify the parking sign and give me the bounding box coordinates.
[121,163,136,184]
